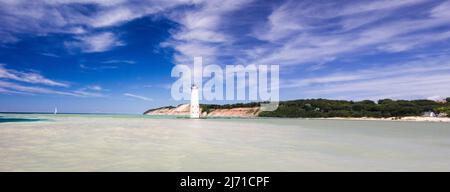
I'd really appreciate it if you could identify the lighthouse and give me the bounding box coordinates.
[190,84,200,118]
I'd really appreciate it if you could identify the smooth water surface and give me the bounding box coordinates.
[0,113,449,171]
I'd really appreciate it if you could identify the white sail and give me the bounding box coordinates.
[54,107,58,114]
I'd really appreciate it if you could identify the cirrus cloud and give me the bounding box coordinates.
[0,64,68,87]
[124,93,153,101]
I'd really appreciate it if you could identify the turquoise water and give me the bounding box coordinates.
[0,115,45,123]
[0,113,449,171]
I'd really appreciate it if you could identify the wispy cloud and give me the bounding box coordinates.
[80,64,118,70]
[0,64,107,97]
[65,32,124,53]
[86,85,103,91]
[0,0,197,49]
[73,90,105,97]
[161,0,253,64]
[248,1,450,66]
[282,56,450,100]
[154,0,450,72]
[0,80,106,98]
[143,83,171,89]
[0,87,30,95]
[124,93,153,101]
[302,74,450,101]
[2,0,449,61]
[74,85,106,97]
[40,52,60,58]
[1,0,450,101]
[0,64,68,87]
[0,80,76,96]
[102,60,135,64]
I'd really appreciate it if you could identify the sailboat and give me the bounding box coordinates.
[54,107,58,115]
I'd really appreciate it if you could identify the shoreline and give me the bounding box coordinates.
[142,114,450,122]
[2,113,450,123]
[318,116,450,122]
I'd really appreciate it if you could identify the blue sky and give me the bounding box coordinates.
[1,0,450,114]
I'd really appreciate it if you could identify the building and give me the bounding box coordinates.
[422,111,436,117]
[190,84,200,118]
[438,112,448,117]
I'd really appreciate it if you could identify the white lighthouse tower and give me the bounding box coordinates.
[190,84,200,118]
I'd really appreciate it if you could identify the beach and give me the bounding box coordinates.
[1,114,449,171]
[322,116,450,122]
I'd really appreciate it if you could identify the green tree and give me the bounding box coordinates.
[147,98,450,118]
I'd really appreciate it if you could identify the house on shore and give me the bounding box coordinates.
[422,111,436,117]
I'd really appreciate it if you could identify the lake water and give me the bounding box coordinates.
[0,113,449,171]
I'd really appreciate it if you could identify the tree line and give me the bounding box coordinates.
[258,98,450,118]
[147,98,450,118]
